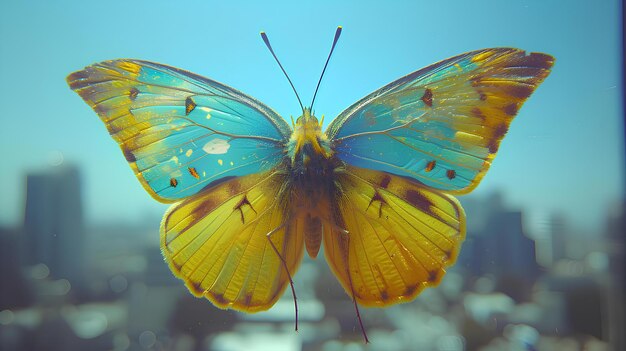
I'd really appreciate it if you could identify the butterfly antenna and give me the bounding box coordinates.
[310,26,343,110]
[261,31,305,112]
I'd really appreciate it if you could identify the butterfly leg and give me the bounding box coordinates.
[336,227,370,343]
[266,222,299,331]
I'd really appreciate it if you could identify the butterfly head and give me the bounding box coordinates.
[287,108,332,167]
[294,107,320,128]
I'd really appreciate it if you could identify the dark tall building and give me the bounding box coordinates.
[458,192,540,300]
[0,227,33,309]
[549,214,568,261]
[22,165,85,292]
[479,211,539,278]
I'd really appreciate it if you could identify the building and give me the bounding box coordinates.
[22,165,86,294]
[0,227,33,309]
[458,192,540,301]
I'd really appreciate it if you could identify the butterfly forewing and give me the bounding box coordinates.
[67,60,292,202]
[327,48,554,194]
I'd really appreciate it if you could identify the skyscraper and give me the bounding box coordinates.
[22,165,85,293]
[0,227,33,309]
[458,192,540,301]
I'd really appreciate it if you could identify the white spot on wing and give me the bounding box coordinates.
[203,138,230,155]
[186,149,193,157]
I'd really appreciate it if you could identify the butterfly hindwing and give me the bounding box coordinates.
[327,48,554,194]
[161,170,304,312]
[67,60,292,203]
[324,166,465,306]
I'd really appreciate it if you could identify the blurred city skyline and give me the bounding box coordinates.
[0,0,623,234]
[1,162,621,350]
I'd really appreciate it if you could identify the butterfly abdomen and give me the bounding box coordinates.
[303,214,323,258]
[288,162,336,257]
[287,131,341,259]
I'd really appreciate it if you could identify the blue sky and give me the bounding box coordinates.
[0,0,622,233]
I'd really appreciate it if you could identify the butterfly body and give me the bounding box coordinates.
[283,110,332,258]
[67,44,553,328]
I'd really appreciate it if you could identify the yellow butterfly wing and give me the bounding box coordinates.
[323,166,465,306]
[161,170,304,312]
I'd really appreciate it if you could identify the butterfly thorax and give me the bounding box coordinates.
[285,108,337,204]
[286,108,333,170]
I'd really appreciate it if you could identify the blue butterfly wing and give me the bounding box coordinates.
[67,60,291,202]
[327,48,554,194]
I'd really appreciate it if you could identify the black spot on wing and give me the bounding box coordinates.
[188,167,200,179]
[185,96,197,115]
[421,88,433,107]
[425,161,436,172]
[503,102,518,116]
[129,87,139,100]
[487,124,509,153]
[233,195,256,224]
[405,189,432,214]
[379,174,391,189]
[123,149,136,162]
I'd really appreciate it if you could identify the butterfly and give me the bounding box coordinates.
[66,27,553,342]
